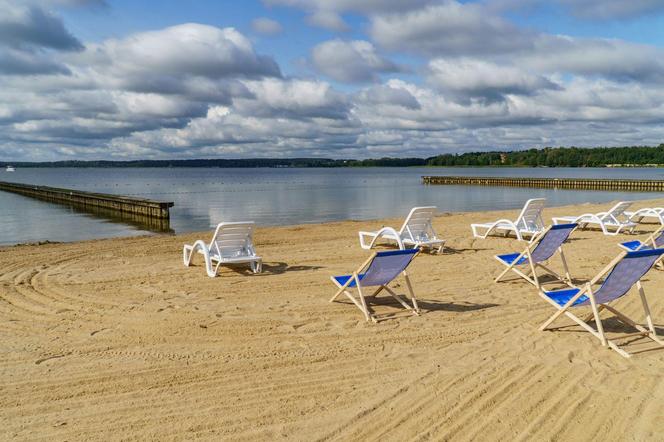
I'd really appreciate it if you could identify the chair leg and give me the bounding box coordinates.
[587,292,607,346]
[355,281,373,322]
[495,264,514,283]
[559,249,572,283]
[404,273,419,313]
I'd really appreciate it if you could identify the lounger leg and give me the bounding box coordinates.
[250,259,262,273]
[183,245,193,266]
[358,232,374,250]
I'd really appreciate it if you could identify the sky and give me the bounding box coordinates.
[2,1,664,161]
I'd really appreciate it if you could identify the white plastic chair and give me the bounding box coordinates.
[471,198,546,242]
[358,206,444,253]
[183,222,262,277]
[625,207,664,225]
[552,201,636,236]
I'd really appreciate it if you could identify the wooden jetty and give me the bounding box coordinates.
[421,176,664,192]
[0,181,174,220]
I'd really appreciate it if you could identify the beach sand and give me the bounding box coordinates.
[3,198,664,441]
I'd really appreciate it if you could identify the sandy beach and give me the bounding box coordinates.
[3,198,664,441]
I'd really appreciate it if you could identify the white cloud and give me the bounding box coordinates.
[370,2,533,56]
[3,1,664,160]
[486,0,664,20]
[311,40,401,83]
[251,17,283,35]
[427,58,559,101]
[0,1,83,50]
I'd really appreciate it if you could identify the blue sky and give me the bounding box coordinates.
[1,0,664,160]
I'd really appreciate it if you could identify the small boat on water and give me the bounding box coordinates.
[5,165,15,172]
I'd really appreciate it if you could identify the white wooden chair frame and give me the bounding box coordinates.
[539,250,664,358]
[471,198,546,242]
[552,201,636,236]
[330,250,420,323]
[619,226,664,269]
[358,207,444,253]
[183,222,262,278]
[494,225,574,289]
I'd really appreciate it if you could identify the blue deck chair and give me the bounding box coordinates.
[619,226,664,270]
[539,248,664,358]
[330,249,420,322]
[494,224,577,288]
[619,226,664,251]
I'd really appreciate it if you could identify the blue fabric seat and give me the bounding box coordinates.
[333,273,366,288]
[543,288,589,306]
[496,253,528,265]
[621,240,644,251]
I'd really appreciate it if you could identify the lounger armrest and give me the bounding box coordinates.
[362,226,404,250]
[471,219,522,240]
[568,213,602,223]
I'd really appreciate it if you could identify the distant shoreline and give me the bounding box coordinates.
[3,144,664,168]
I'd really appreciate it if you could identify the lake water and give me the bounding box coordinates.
[1,167,664,245]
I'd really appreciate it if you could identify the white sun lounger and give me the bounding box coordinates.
[358,206,444,253]
[471,198,546,242]
[552,201,636,236]
[183,222,262,277]
[625,207,664,225]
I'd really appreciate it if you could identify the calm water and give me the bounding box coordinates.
[1,167,663,245]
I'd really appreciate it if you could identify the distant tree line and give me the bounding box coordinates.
[3,144,664,168]
[427,144,664,167]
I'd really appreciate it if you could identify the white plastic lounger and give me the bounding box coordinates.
[552,201,636,236]
[494,224,576,288]
[471,198,546,242]
[183,222,262,278]
[538,248,664,358]
[625,207,664,225]
[358,206,444,253]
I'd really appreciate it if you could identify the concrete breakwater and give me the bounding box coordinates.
[0,181,174,221]
[422,175,664,191]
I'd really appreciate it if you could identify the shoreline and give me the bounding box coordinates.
[3,195,664,249]
[3,198,664,440]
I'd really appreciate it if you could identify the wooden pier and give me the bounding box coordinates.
[422,175,664,191]
[0,181,174,220]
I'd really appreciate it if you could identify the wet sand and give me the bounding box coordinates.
[2,198,664,441]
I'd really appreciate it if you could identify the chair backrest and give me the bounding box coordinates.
[601,201,632,222]
[360,249,418,287]
[210,222,256,259]
[530,223,576,263]
[400,206,437,241]
[515,198,546,232]
[592,249,664,304]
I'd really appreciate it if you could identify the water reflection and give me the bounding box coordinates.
[1,166,663,245]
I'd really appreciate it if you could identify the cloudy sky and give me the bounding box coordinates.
[1,0,664,161]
